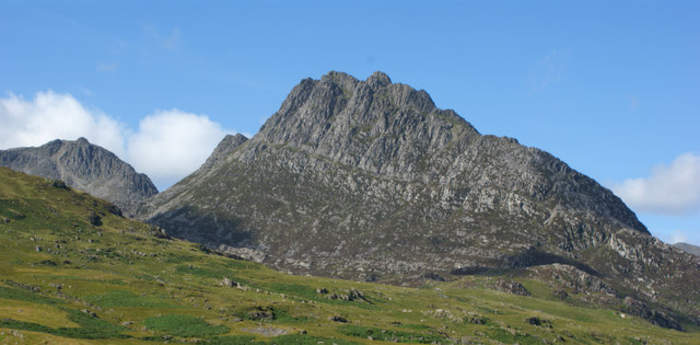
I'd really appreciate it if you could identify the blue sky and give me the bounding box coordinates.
[1,1,699,245]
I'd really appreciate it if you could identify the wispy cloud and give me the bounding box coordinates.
[613,153,700,215]
[96,62,118,72]
[669,230,688,244]
[144,26,182,51]
[529,49,567,92]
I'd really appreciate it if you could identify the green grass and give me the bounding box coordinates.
[0,308,128,339]
[0,166,698,345]
[86,290,179,308]
[0,285,63,305]
[205,334,360,345]
[144,314,229,337]
[338,325,448,344]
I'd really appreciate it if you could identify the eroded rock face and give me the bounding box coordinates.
[140,71,699,326]
[0,138,157,217]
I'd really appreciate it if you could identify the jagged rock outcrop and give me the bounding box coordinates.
[0,138,157,217]
[140,71,699,326]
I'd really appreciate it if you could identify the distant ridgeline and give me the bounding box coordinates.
[0,137,158,217]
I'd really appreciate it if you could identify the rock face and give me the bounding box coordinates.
[0,138,157,217]
[141,71,699,325]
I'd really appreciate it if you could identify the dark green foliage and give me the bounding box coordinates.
[0,285,63,305]
[395,323,434,331]
[205,335,264,345]
[0,309,128,339]
[486,327,541,345]
[338,325,448,344]
[144,314,229,337]
[58,309,128,339]
[0,319,53,334]
[205,334,360,345]
[271,334,360,345]
[175,264,223,278]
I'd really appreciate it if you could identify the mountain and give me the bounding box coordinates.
[0,137,157,217]
[1,166,698,344]
[141,71,699,327]
[674,242,700,256]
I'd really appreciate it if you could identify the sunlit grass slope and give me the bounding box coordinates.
[0,167,697,345]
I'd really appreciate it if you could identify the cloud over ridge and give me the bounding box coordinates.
[0,91,235,190]
[613,153,700,215]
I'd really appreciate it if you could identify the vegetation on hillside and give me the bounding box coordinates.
[0,167,697,344]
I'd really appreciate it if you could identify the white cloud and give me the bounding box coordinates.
[127,110,229,187]
[0,91,126,157]
[0,91,238,190]
[613,153,700,215]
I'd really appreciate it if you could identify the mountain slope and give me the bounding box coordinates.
[674,242,700,256]
[141,71,699,326]
[0,138,157,217]
[1,167,698,344]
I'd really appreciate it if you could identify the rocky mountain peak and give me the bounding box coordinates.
[366,70,392,87]
[142,71,696,326]
[0,138,157,217]
[253,71,476,182]
[199,133,248,172]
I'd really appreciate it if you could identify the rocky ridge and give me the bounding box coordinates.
[0,138,157,217]
[673,242,700,257]
[141,71,699,327]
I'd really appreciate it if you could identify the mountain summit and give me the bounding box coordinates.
[0,138,157,217]
[141,71,698,324]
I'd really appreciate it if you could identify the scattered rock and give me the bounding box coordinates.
[88,211,102,226]
[150,225,170,239]
[316,287,329,294]
[38,259,57,266]
[51,180,69,189]
[247,306,276,321]
[241,326,288,337]
[220,277,236,287]
[80,309,98,318]
[328,288,368,302]
[330,315,348,323]
[553,289,568,300]
[35,246,42,252]
[526,317,552,328]
[464,314,488,325]
[492,279,531,296]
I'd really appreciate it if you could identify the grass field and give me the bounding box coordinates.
[0,167,698,345]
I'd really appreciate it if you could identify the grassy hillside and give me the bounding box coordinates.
[0,167,697,345]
